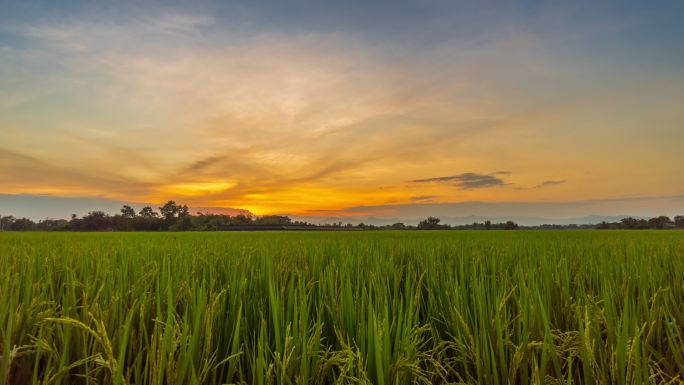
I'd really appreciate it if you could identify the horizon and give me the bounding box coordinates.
[2,1,683,219]
[2,193,683,226]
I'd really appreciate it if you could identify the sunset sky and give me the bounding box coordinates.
[1,1,683,221]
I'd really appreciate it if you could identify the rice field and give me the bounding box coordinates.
[1,230,683,385]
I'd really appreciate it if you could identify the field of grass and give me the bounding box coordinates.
[1,231,683,385]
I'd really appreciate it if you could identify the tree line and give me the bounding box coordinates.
[412,216,684,230]
[596,216,684,230]
[0,201,302,231]
[0,201,682,231]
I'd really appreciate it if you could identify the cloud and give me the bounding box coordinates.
[515,179,567,190]
[535,180,566,188]
[186,156,225,172]
[410,195,438,202]
[412,172,507,190]
[0,147,153,197]
[10,11,213,54]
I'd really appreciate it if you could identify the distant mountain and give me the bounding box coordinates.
[0,194,251,220]
[0,194,138,220]
[291,214,636,227]
[3,193,678,226]
[292,197,684,226]
[439,215,634,226]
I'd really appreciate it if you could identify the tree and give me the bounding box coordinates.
[256,215,292,225]
[171,215,192,231]
[9,217,35,231]
[648,216,672,229]
[37,219,69,231]
[485,220,492,230]
[418,216,442,230]
[120,205,136,218]
[80,211,111,231]
[159,201,176,220]
[675,215,684,229]
[504,220,519,230]
[620,217,648,229]
[232,214,252,225]
[0,215,15,231]
[159,200,179,221]
[139,206,158,218]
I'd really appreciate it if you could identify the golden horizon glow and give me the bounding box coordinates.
[161,182,237,197]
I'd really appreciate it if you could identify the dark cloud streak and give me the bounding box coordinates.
[412,172,507,190]
[410,195,437,202]
[535,180,566,188]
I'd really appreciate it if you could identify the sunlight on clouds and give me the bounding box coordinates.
[161,181,236,197]
[205,185,428,216]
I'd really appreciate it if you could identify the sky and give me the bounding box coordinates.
[1,0,683,221]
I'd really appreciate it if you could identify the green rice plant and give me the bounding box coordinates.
[0,230,683,384]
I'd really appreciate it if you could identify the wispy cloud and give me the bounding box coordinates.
[11,11,214,52]
[0,147,154,198]
[412,172,508,190]
[535,180,566,188]
[515,180,567,190]
[410,195,438,202]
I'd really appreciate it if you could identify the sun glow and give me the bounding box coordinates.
[162,181,236,197]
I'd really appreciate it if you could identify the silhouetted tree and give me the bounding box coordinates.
[418,216,445,230]
[80,211,111,231]
[120,205,136,218]
[37,219,69,230]
[620,217,649,229]
[171,215,192,231]
[232,214,252,225]
[159,201,179,221]
[256,215,292,225]
[675,215,684,229]
[648,216,672,229]
[7,217,35,231]
[1,215,15,231]
[139,206,158,218]
[504,220,519,230]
